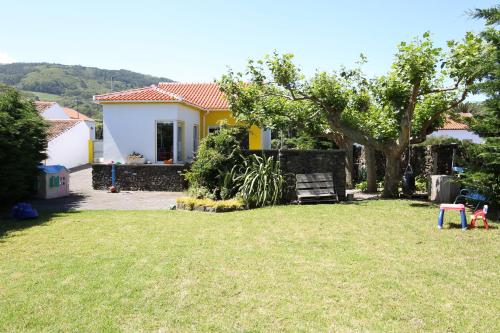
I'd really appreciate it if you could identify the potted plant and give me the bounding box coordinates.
[126,151,145,165]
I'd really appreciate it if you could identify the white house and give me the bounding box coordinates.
[35,101,96,169]
[428,113,483,143]
[94,83,271,165]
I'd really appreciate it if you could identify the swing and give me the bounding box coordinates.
[401,126,415,196]
[402,161,416,196]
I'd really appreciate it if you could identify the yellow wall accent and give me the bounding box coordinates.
[203,111,262,149]
[88,140,94,163]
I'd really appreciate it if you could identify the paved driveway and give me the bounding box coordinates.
[31,166,184,211]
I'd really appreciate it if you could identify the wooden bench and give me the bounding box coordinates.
[296,173,338,204]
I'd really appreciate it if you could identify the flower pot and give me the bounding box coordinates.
[127,157,145,165]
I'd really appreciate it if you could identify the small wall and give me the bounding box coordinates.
[245,149,346,201]
[92,164,187,191]
[353,144,461,183]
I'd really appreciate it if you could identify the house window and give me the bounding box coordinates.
[156,122,174,162]
[208,126,220,134]
[193,125,199,152]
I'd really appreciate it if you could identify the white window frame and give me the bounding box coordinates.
[155,120,182,164]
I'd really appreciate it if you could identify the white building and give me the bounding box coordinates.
[35,101,96,169]
[428,113,483,143]
[94,83,271,165]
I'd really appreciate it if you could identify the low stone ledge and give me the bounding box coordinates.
[92,164,188,192]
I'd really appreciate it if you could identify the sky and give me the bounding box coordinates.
[0,0,497,82]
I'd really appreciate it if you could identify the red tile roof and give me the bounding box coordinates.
[94,83,229,110]
[94,85,179,103]
[34,101,56,113]
[158,82,228,110]
[63,107,93,121]
[439,113,471,130]
[47,120,82,141]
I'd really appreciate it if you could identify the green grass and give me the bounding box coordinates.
[0,200,498,332]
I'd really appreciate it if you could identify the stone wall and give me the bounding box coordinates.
[92,164,187,192]
[92,149,346,201]
[245,149,346,201]
[353,144,460,183]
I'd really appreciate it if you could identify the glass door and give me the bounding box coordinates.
[156,122,174,162]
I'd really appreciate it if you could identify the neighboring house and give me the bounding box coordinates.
[35,101,96,168]
[94,83,272,164]
[428,113,483,143]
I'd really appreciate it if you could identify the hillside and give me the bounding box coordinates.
[0,63,173,119]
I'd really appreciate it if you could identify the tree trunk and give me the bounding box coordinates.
[344,141,354,188]
[330,134,354,188]
[365,146,377,193]
[382,153,402,198]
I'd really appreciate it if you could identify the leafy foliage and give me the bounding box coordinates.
[176,197,244,212]
[0,63,173,120]
[235,154,285,208]
[0,84,48,203]
[184,126,244,200]
[219,31,493,197]
[459,139,500,205]
[467,6,500,137]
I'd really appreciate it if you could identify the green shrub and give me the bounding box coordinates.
[415,175,427,192]
[0,85,48,203]
[355,181,368,192]
[459,139,500,205]
[176,197,244,212]
[184,126,244,200]
[235,154,285,208]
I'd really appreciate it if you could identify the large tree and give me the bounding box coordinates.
[0,84,48,203]
[219,32,493,197]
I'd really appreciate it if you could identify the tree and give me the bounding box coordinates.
[219,32,493,197]
[467,5,499,137]
[0,84,48,203]
[459,5,500,207]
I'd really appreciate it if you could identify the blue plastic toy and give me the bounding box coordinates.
[10,202,39,219]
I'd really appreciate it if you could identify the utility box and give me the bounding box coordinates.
[429,175,460,203]
[37,165,70,199]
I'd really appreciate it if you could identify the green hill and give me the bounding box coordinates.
[0,63,173,119]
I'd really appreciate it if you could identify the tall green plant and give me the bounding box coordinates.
[184,126,244,200]
[0,84,48,203]
[235,154,285,208]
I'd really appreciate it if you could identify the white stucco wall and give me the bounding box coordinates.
[428,129,484,143]
[102,103,200,164]
[42,103,70,119]
[46,121,91,169]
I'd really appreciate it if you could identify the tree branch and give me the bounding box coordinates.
[396,80,421,154]
[411,86,470,144]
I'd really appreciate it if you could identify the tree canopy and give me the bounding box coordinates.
[0,84,48,203]
[219,31,494,197]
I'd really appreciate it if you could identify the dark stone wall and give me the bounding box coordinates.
[92,164,187,191]
[353,144,460,183]
[245,149,346,201]
[92,149,346,201]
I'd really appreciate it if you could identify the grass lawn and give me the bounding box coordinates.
[0,200,498,332]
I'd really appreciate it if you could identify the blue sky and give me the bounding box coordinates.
[0,0,496,82]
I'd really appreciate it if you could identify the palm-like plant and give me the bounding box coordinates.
[235,154,285,208]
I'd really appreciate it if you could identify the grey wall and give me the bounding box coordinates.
[92,164,187,192]
[92,149,347,202]
[245,149,346,201]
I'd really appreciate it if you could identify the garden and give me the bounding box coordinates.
[1,201,499,332]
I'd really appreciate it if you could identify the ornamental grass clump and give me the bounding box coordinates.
[235,154,285,208]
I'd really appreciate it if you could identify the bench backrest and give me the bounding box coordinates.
[296,173,335,195]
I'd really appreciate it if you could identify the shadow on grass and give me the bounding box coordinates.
[0,211,85,241]
[0,193,88,241]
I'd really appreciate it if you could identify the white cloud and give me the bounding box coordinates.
[0,51,15,64]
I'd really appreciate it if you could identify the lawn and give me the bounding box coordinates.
[0,200,498,332]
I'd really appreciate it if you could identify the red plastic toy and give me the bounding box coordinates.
[470,205,489,230]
